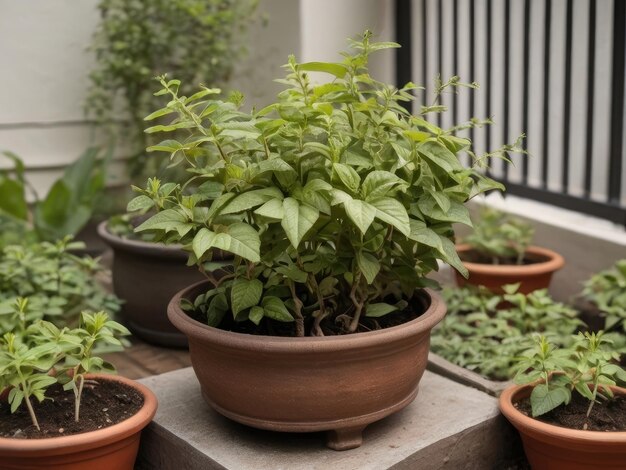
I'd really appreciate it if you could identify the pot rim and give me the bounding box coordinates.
[499,382,626,445]
[168,280,447,353]
[97,220,188,259]
[456,244,565,276]
[0,374,158,456]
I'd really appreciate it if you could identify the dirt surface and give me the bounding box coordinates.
[459,249,545,266]
[0,379,143,439]
[516,392,626,431]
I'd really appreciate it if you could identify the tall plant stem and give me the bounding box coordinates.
[289,281,305,337]
[22,387,40,431]
[75,375,85,422]
[348,273,364,333]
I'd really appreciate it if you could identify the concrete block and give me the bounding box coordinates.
[137,367,523,469]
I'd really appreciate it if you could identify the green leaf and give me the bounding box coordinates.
[249,306,265,325]
[298,62,348,78]
[365,302,398,318]
[231,278,263,315]
[254,198,284,220]
[262,296,294,322]
[207,293,228,327]
[192,228,231,259]
[0,179,27,220]
[530,384,571,417]
[361,171,408,201]
[438,236,469,278]
[344,199,376,234]
[227,223,261,263]
[281,198,319,248]
[221,188,284,214]
[333,163,361,193]
[418,140,464,172]
[356,251,380,284]
[418,197,472,226]
[370,198,411,236]
[135,209,187,233]
[126,195,154,212]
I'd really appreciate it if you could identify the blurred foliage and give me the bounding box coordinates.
[86,0,258,179]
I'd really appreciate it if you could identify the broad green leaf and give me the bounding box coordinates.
[281,198,319,248]
[530,384,571,417]
[361,171,408,201]
[298,62,348,78]
[126,195,154,213]
[418,197,472,226]
[192,228,231,259]
[418,140,463,172]
[221,188,284,214]
[344,199,376,234]
[231,278,263,315]
[365,303,398,318]
[333,163,361,193]
[207,293,228,327]
[254,198,284,220]
[356,251,380,284]
[0,179,27,220]
[262,296,294,322]
[370,198,411,236]
[249,306,264,325]
[438,236,469,278]
[408,220,442,249]
[135,209,187,233]
[227,223,261,262]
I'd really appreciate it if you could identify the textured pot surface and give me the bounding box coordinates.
[455,244,564,294]
[98,221,205,347]
[500,383,626,469]
[0,374,157,470]
[168,280,446,450]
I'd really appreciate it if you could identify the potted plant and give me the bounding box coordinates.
[500,333,626,469]
[0,308,157,469]
[134,31,519,450]
[97,214,212,348]
[456,208,564,293]
[429,284,582,395]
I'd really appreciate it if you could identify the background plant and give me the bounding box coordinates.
[0,148,111,243]
[0,310,128,431]
[86,0,258,179]
[513,333,626,425]
[463,208,534,264]
[582,259,626,332]
[0,237,120,335]
[431,284,582,380]
[131,32,522,337]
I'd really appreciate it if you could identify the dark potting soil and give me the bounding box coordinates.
[187,292,429,337]
[459,250,545,266]
[0,379,143,439]
[516,392,626,432]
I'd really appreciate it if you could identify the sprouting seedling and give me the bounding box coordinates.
[513,332,626,425]
[61,311,129,422]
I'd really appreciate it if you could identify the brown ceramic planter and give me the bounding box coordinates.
[455,244,565,294]
[98,221,206,348]
[0,374,157,470]
[168,280,446,451]
[499,383,626,469]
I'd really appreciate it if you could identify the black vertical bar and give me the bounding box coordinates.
[452,0,459,132]
[437,0,443,127]
[469,0,476,146]
[503,0,511,181]
[422,0,429,102]
[541,0,552,189]
[561,0,573,193]
[608,0,625,203]
[583,0,596,198]
[521,0,531,184]
[395,0,413,113]
[485,0,493,177]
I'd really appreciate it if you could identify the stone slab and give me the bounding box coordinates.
[136,367,523,469]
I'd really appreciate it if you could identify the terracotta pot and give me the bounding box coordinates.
[499,383,626,469]
[455,244,564,294]
[0,374,157,470]
[98,221,206,348]
[168,280,446,451]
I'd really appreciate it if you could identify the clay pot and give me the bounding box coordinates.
[168,280,446,451]
[98,221,206,348]
[455,244,564,294]
[0,374,157,470]
[499,383,626,469]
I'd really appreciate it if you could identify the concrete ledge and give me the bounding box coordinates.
[136,367,523,469]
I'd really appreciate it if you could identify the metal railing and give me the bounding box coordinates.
[395,0,626,225]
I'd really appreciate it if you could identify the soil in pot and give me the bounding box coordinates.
[0,379,143,439]
[515,393,626,432]
[459,250,547,266]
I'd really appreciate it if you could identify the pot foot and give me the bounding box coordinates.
[326,425,366,451]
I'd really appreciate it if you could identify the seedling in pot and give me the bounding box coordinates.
[513,332,626,427]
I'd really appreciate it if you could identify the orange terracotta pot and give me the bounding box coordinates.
[499,383,626,469]
[0,375,157,470]
[455,244,564,294]
[168,280,446,451]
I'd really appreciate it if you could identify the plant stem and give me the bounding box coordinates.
[288,281,305,337]
[348,273,364,333]
[22,389,40,431]
[75,375,84,422]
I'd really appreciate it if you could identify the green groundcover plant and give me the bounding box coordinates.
[431,284,582,380]
[0,237,120,335]
[582,259,626,332]
[462,207,535,265]
[0,309,129,431]
[513,333,626,423]
[130,31,523,337]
